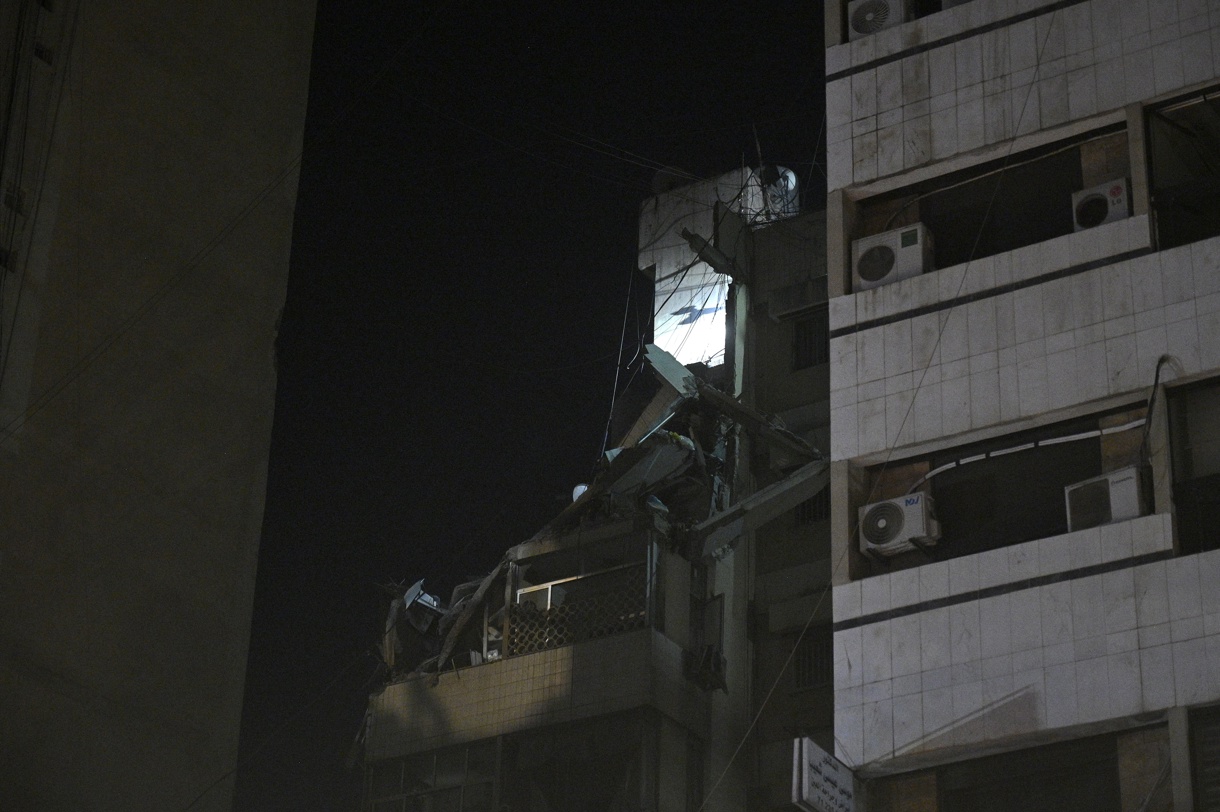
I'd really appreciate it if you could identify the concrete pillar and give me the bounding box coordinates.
[1169,707,1194,812]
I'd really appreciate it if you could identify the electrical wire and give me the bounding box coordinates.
[180,649,380,811]
[697,11,1065,809]
[520,114,703,183]
[881,128,1126,232]
[600,262,636,457]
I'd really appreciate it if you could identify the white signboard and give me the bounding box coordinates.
[792,736,854,812]
[651,261,728,366]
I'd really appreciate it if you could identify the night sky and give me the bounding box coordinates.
[234,3,824,809]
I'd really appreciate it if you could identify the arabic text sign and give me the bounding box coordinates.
[792,737,854,812]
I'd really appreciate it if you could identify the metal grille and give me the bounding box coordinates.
[507,564,648,656]
[793,628,833,690]
[795,489,830,525]
[792,307,829,370]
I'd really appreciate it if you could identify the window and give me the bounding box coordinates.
[501,711,654,812]
[939,735,1120,812]
[792,306,829,370]
[792,626,833,690]
[1148,87,1220,250]
[841,0,973,39]
[909,0,972,19]
[853,129,1128,278]
[1169,378,1220,554]
[864,409,1146,564]
[1193,705,1220,811]
[367,741,497,812]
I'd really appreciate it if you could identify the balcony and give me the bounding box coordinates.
[366,628,709,762]
[830,513,1220,771]
[828,226,1220,461]
[508,563,649,657]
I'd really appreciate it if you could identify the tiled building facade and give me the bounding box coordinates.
[824,0,1220,808]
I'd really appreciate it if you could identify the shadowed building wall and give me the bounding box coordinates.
[0,2,315,808]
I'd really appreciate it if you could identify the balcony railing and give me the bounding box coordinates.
[507,563,649,656]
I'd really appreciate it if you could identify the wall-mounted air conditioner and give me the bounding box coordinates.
[847,0,908,41]
[1064,466,1145,531]
[1071,178,1130,231]
[851,222,934,292]
[858,493,940,557]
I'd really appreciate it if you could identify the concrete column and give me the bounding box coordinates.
[1169,706,1194,812]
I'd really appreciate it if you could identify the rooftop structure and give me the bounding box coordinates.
[362,170,833,812]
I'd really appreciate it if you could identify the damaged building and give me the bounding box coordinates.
[361,169,832,811]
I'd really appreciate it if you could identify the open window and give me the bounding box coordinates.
[508,536,652,656]
[791,306,829,371]
[858,407,1148,567]
[939,735,1120,812]
[1148,86,1220,250]
[1191,704,1220,810]
[850,128,1129,291]
[792,626,833,692]
[1168,377,1220,555]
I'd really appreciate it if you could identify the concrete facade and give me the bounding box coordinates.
[824,0,1220,808]
[0,2,315,809]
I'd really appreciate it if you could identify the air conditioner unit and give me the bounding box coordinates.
[1071,178,1130,231]
[1065,466,1145,531]
[847,0,908,41]
[852,222,934,292]
[858,493,940,557]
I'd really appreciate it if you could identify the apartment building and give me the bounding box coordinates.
[0,2,315,808]
[821,0,1220,809]
[362,169,833,811]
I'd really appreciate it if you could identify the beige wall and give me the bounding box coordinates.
[368,629,712,759]
[0,2,315,809]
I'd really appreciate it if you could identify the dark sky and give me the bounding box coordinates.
[234,3,823,809]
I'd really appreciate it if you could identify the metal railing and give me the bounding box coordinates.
[507,563,649,656]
